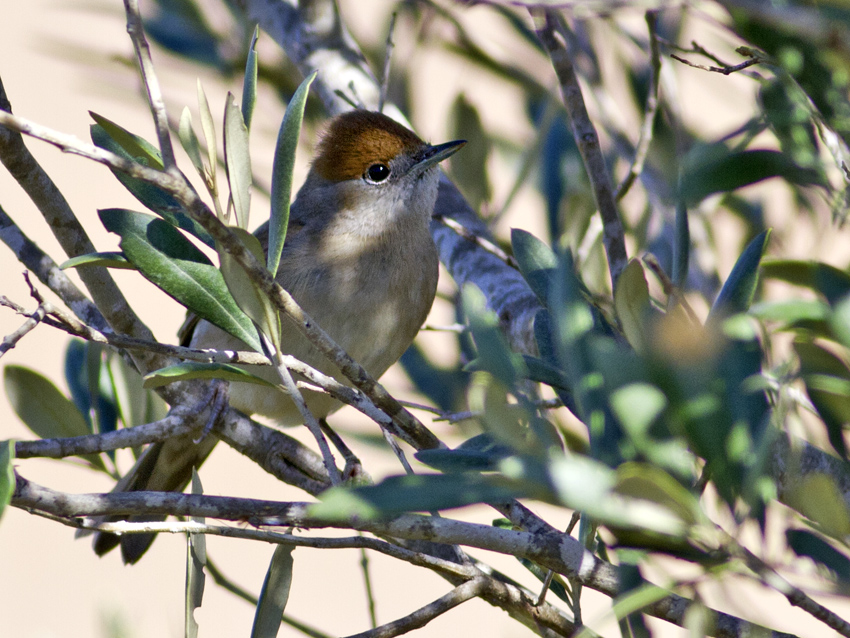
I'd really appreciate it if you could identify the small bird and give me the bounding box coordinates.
[93,110,465,563]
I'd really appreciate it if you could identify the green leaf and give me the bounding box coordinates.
[218,227,281,349]
[107,350,152,429]
[414,433,514,472]
[449,94,491,210]
[614,259,652,353]
[709,230,771,321]
[748,299,830,325]
[91,123,214,247]
[224,92,252,229]
[462,284,527,388]
[547,456,688,536]
[268,70,316,277]
[143,362,277,389]
[185,469,206,638]
[511,228,557,307]
[197,80,219,207]
[787,528,850,583]
[241,27,259,130]
[99,208,261,352]
[680,148,824,205]
[521,355,570,390]
[761,259,850,305]
[179,106,206,178]
[672,198,689,289]
[610,383,667,440]
[251,544,295,638]
[785,473,850,538]
[60,251,133,270]
[794,339,850,458]
[89,111,164,169]
[311,473,523,519]
[0,440,14,522]
[4,365,105,471]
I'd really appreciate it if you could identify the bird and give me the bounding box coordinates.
[92,109,465,563]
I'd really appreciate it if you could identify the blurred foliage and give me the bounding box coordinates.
[7,0,850,635]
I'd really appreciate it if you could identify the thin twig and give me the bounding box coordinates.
[0,78,156,350]
[123,0,177,170]
[615,10,661,201]
[378,12,398,114]
[360,545,379,629]
[261,333,341,485]
[434,215,518,268]
[0,301,44,357]
[530,9,628,289]
[342,578,487,638]
[669,45,764,76]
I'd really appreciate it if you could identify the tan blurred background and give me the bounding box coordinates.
[2,1,849,637]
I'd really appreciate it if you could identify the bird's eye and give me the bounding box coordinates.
[365,163,391,183]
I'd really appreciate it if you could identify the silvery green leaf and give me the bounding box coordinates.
[268,71,316,277]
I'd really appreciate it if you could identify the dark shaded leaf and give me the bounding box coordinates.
[709,230,771,321]
[761,259,850,305]
[312,473,523,519]
[415,434,514,472]
[787,528,850,583]
[680,148,823,205]
[794,339,850,459]
[251,544,295,638]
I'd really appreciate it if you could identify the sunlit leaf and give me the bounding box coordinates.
[268,70,316,277]
[179,106,206,177]
[143,362,277,389]
[223,92,252,229]
[185,469,206,638]
[251,544,295,638]
[60,251,133,270]
[785,473,850,538]
[99,208,261,352]
[241,27,259,130]
[0,440,14,522]
[614,259,652,353]
[218,227,281,349]
[511,228,557,307]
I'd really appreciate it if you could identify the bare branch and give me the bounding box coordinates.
[12,473,797,638]
[530,8,628,289]
[0,77,159,358]
[615,10,662,201]
[0,300,44,357]
[0,205,107,330]
[122,0,178,170]
[343,578,488,638]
